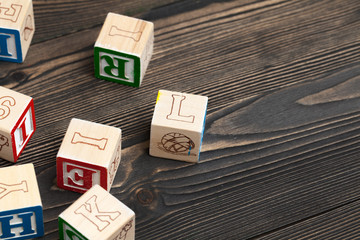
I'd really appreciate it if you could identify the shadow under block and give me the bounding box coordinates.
[0,0,35,63]
[0,163,44,239]
[150,90,208,163]
[58,184,135,240]
[57,118,122,194]
[94,12,154,87]
[0,86,36,163]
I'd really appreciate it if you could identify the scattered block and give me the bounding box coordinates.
[0,163,44,239]
[94,12,154,87]
[0,86,36,163]
[57,118,122,193]
[150,90,208,163]
[0,0,35,63]
[58,184,135,240]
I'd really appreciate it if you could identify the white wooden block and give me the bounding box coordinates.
[94,12,154,87]
[58,184,135,240]
[0,0,35,63]
[0,163,44,239]
[56,118,121,193]
[0,86,36,163]
[150,90,208,163]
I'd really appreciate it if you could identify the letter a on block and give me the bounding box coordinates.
[74,195,120,232]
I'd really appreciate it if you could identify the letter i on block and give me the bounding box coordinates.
[57,118,122,193]
[150,90,208,163]
[94,13,154,87]
[59,184,135,240]
[0,86,36,162]
[0,0,35,63]
[0,163,44,239]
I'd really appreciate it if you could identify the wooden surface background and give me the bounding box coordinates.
[0,0,359,239]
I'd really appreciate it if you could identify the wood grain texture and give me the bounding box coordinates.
[0,0,359,239]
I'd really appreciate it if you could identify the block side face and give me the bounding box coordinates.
[58,217,88,240]
[94,46,140,87]
[0,28,22,62]
[61,185,135,239]
[18,2,35,61]
[57,157,108,193]
[0,163,42,211]
[107,138,121,190]
[108,217,135,240]
[10,98,36,162]
[0,205,44,240]
[139,24,154,84]
[150,124,201,163]
[57,118,121,167]
[0,129,14,162]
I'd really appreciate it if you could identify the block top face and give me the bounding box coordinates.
[0,163,41,211]
[152,90,208,132]
[57,118,121,167]
[95,12,154,57]
[0,86,33,132]
[0,0,32,29]
[59,184,135,239]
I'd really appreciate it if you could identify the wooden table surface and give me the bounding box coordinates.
[0,0,359,239]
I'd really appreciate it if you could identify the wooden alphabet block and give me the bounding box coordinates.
[58,184,135,240]
[57,118,122,193]
[150,90,208,163]
[94,12,154,87]
[0,163,44,239]
[0,86,36,163]
[0,0,35,63]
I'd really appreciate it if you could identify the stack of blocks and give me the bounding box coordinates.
[0,0,35,63]
[57,118,122,194]
[58,185,135,240]
[0,163,44,239]
[94,13,154,87]
[0,86,36,163]
[150,90,208,163]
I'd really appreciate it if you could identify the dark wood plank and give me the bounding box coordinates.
[0,0,359,239]
[255,200,360,239]
[32,0,183,42]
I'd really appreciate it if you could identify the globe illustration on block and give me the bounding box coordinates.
[160,132,195,154]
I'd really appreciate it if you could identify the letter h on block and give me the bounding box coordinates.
[0,86,36,163]
[0,164,44,239]
[58,185,135,240]
[0,0,35,63]
[150,90,208,163]
[57,118,122,193]
[94,13,154,87]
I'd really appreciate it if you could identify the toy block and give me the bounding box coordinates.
[58,184,135,240]
[94,12,154,87]
[0,0,35,63]
[57,118,122,194]
[0,163,44,239]
[149,90,208,163]
[0,86,36,163]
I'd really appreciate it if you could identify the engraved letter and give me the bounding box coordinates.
[74,195,120,231]
[166,94,195,123]
[0,212,35,238]
[101,55,129,80]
